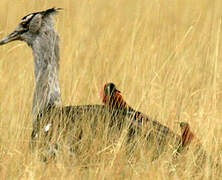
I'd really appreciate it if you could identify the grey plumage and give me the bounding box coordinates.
[0,8,62,129]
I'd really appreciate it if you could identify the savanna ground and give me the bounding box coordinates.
[0,0,222,179]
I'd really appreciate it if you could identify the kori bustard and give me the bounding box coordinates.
[101,82,183,159]
[102,83,220,171]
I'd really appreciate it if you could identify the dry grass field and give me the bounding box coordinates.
[0,0,222,179]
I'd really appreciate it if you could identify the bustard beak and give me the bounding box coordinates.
[116,89,121,93]
[0,31,20,45]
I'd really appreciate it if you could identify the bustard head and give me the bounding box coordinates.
[0,8,62,46]
[179,122,190,131]
[100,82,133,112]
[179,122,195,147]
[101,83,121,104]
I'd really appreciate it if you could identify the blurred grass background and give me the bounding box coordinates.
[0,0,222,179]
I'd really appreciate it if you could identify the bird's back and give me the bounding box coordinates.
[31,104,130,159]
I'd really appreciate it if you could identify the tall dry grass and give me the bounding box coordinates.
[0,0,222,179]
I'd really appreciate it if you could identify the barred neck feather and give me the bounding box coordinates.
[106,91,134,112]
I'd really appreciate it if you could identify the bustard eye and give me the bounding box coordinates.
[20,13,35,29]
[20,21,28,28]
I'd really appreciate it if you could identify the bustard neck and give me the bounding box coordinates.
[31,30,62,118]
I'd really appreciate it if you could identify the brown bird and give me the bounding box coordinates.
[177,122,204,154]
[179,122,195,148]
[177,122,211,175]
[101,82,182,160]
